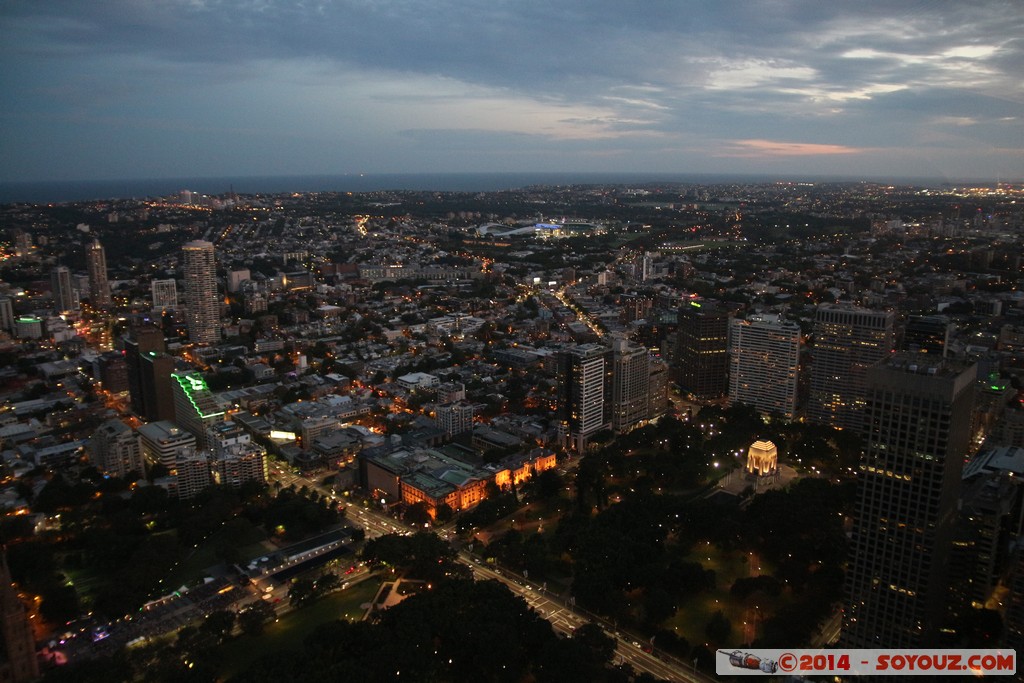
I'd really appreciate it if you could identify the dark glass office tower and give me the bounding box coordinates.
[843,354,975,647]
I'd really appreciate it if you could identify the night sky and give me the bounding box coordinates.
[2,0,1022,182]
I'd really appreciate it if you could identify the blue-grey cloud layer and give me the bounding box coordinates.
[2,0,1022,181]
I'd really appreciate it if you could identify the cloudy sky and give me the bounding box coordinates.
[2,0,1022,182]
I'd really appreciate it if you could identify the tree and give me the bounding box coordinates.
[314,572,340,595]
[238,600,276,636]
[404,501,432,528]
[288,578,317,608]
[705,610,732,644]
[40,584,80,625]
[571,623,616,665]
[200,609,236,644]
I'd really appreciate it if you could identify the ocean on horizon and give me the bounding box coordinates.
[0,171,965,204]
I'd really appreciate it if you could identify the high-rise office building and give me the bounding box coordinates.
[728,313,800,419]
[88,418,145,478]
[807,304,895,430]
[96,350,129,394]
[171,371,225,450]
[151,278,178,312]
[137,420,196,470]
[182,240,219,345]
[843,355,975,648]
[86,239,112,308]
[676,300,731,400]
[50,265,78,312]
[558,343,612,452]
[902,315,952,357]
[610,337,650,433]
[125,325,174,421]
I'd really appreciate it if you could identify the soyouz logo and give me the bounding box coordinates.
[716,649,1016,676]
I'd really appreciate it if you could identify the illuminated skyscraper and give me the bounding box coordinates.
[558,343,612,452]
[86,238,112,308]
[843,355,975,648]
[807,304,895,430]
[182,240,219,345]
[50,264,78,312]
[728,313,800,419]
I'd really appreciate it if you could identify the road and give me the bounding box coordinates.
[266,464,716,683]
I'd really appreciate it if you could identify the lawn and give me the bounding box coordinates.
[217,576,383,678]
[665,542,782,650]
[165,539,270,589]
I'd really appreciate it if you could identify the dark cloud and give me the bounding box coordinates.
[1,0,1022,180]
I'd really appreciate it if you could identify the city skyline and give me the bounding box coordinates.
[2,1,1023,184]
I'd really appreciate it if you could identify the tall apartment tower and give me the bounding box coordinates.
[171,372,225,449]
[610,337,650,433]
[676,300,731,400]
[807,304,895,431]
[0,553,39,682]
[213,445,268,489]
[558,343,612,452]
[86,238,112,308]
[50,265,78,312]
[88,418,145,478]
[648,357,669,421]
[728,313,800,419]
[175,448,213,500]
[435,402,475,439]
[842,355,976,648]
[151,278,178,312]
[0,297,14,334]
[182,240,219,345]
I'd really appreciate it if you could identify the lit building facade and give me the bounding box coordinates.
[558,343,612,452]
[86,239,112,308]
[728,313,800,419]
[807,304,895,431]
[182,240,219,345]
